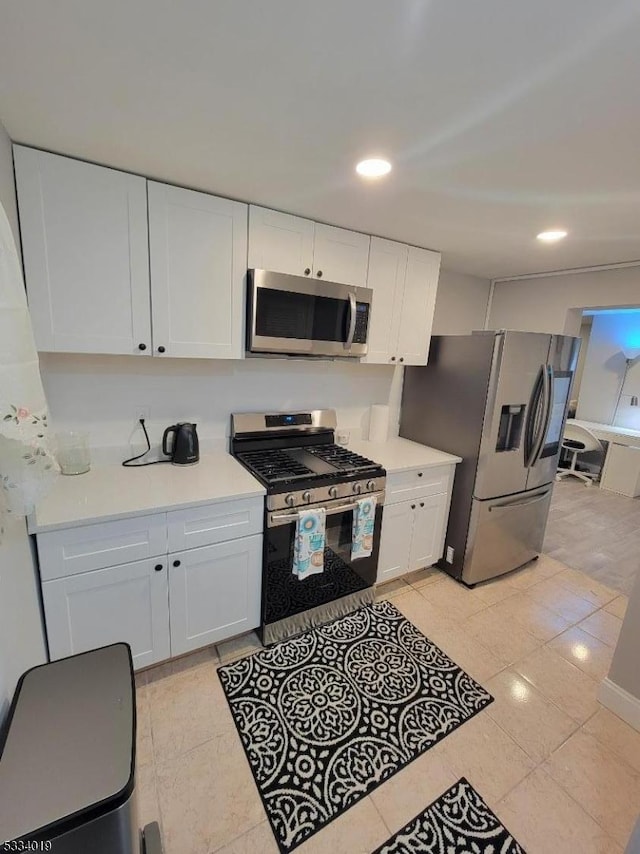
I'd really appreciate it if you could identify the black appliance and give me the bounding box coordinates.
[231,409,386,645]
[162,422,199,466]
[0,644,162,853]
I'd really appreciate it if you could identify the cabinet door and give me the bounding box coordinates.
[169,534,262,656]
[14,146,151,355]
[248,205,314,276]
[42,558,170,670]
[312,223,370,287]
[377,501,413,583]
[397,246,441,366]
[148,182,248,359]
[363,237,406,364]
[408,493,447,571]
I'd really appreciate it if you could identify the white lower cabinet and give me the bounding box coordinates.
[409,494,448,571]
[39,500,264,670]
[169,535,263,656]
[378,502,413,582]
[377,467,453,583]
[42,557,171,669]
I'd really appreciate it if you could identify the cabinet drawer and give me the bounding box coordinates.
[167,497,263,552]
[38,514,167,581]
[386,465,451,504]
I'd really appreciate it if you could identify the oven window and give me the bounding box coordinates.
[264,506,381,626]
[255,288,348,342]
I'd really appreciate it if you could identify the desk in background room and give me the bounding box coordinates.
[566,419,640,497]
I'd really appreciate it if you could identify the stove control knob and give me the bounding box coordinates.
[353,482,362,494]
[285,494,295,507]
[367,480,376,492]
[302,491,312,503]
[328,486,338,498]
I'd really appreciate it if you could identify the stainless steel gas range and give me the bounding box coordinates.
[231,410,386,645]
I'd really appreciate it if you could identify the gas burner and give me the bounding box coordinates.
[231,411,384,492]
[307,444,381,473]
[236,449,313,484]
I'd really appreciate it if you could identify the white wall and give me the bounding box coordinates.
[39,269,491,459]
[432,270,491,335]
[571,316,592,406]
[488,266,640,336]
[0,119,47,724]
[0,120,20,250]
[608,569,640,711]
[39,354,404,459]
[576,313,640,429]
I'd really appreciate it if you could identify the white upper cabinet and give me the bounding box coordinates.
[248,206,314,276]
[248,206,370,287]
[363,237,406,364]
[14,146,151,355]
[312,223,370,287]
[397,246,441,366]
[148,182,247,359]
[364,238,440,366]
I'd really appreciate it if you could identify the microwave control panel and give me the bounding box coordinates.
[353,303,370,344]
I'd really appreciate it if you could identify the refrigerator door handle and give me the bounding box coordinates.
[525,365,545,467]
[529,363,551,467]
[532,365,554,466]
[489,489,551,512]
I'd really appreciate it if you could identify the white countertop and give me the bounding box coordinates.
[29,438,459,534]
[347,437,461,472]
[29,453,265,534]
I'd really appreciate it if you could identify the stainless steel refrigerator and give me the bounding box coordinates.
[400,331,580,585]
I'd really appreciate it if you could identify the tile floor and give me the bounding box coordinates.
[545,478,640,595]
[135,555,638,854]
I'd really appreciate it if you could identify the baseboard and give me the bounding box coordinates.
[598,678,640,732]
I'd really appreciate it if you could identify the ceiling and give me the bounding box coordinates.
[1,0,639,279]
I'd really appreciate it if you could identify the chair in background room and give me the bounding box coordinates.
[556,422,604,486]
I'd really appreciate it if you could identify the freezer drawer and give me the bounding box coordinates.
[464,486,552,585]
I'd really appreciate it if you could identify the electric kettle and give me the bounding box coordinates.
[162,423,199,466]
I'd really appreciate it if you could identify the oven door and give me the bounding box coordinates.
[248,269,372,357]
[262,493,384,644]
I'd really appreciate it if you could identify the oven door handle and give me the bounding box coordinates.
[344,292,357,350]
[268,491,385,527]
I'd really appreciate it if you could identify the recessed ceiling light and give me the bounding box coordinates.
[356,158,392,178]
[536,230,568,242]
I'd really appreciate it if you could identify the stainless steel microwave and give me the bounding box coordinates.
[246,269,373,358]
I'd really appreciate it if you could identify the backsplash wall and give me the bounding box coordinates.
[39,354,403,461]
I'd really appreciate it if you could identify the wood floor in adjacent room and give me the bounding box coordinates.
[544,479,640,595]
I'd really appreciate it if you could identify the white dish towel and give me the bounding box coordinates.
[352,495,377,560]
[293,508,326,580]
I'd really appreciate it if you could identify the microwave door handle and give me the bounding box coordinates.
[344,292,357,350]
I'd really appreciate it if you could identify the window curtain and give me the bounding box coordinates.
[0,199,58,531]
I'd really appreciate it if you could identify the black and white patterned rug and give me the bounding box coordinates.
[218,600,493,852]
[373,778,526,854]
